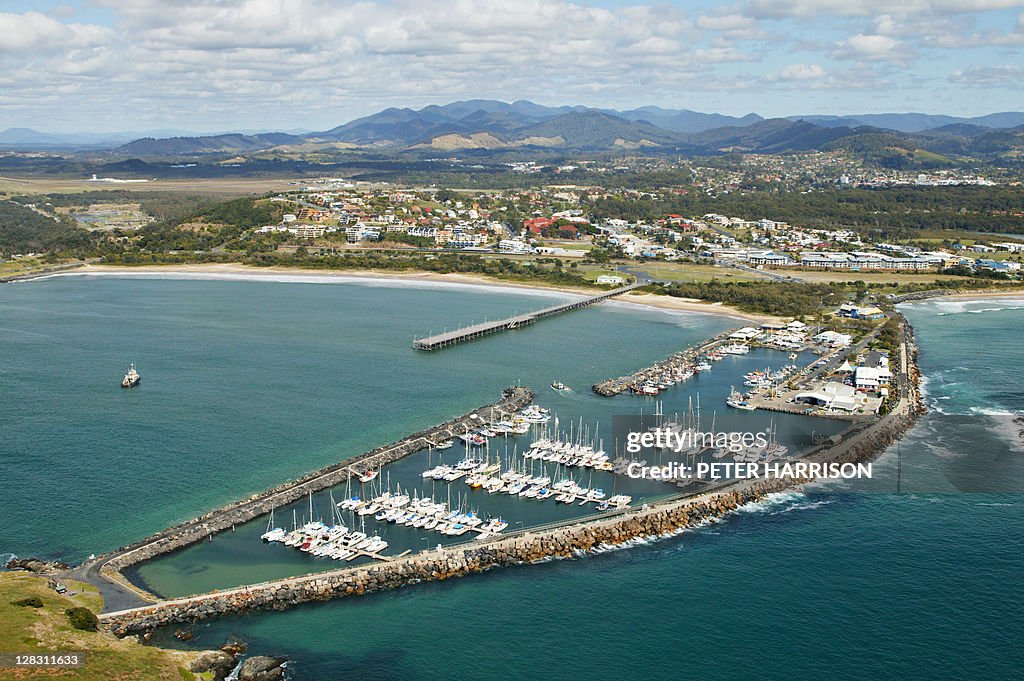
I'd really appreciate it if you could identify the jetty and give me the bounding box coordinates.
[412,282,641,350]
[592,327,739,396]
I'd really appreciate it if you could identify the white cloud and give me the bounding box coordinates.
[746,0,1024,18]
[693,47,755,62]
[830,34,910,61]
[0,0,1020,131]
[0,11,111,53]
[950,64,1024,83]
[773,63,828,80]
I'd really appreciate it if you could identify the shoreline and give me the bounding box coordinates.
[54,263,782,324]
[921,289,1024,302]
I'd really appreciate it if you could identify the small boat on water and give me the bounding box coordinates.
[433,439,455,450]
[121,363,141,388]
[721,344,750,355]
[551,381,570,392]
[726,386,756,411]
[358,469,379,484]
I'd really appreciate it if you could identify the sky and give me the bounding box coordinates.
[1,0,1022,134]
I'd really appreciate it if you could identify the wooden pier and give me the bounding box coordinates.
[413,283,641,351]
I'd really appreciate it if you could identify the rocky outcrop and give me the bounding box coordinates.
[4,557,69,573]
[189,650,236,679]
[238,655,287,681]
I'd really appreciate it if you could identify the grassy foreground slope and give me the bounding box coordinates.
[0,572,202,680]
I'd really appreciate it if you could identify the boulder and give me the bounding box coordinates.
[238,655,287,681]
[190,650,237,678]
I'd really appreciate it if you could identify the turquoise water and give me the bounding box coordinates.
[3,276,1022,679]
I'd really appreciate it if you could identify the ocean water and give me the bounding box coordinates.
[2,276,1022,680]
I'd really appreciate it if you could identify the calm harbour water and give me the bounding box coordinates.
[1,275,1022,680]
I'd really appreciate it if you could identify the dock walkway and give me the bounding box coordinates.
[413,283,641,350]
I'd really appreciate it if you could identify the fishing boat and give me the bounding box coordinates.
[459,432,487,447]
[551,381,570,392]
[726,386,756,411]
[721,344,750,355]
[121,363,141,388]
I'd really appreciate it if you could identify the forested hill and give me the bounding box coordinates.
[0,201,90,255]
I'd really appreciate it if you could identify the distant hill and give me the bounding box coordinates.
[792,111,1024,133]
[118,132,303,156]
[683,118,858,153]
[73,99,1024,158]
[508,111,685,149]
[613,106,764,133]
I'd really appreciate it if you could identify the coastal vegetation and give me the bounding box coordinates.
[653,280,848,317]
[0,201,90,255]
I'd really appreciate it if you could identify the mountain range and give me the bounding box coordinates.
[4,100,1024,160]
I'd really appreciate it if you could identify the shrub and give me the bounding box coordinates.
[65,607,99,631]
[12,596,43,608]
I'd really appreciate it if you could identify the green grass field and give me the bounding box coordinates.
[629,261,768,282]
[0,572,203,680]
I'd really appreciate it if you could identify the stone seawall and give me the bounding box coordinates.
[103,480,795,636]
[103,393,919,636]
[99,386,533,579]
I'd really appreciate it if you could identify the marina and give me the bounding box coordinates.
[7,275,906,630]
[592,327,741,396]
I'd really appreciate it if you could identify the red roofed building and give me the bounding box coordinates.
[524,217,554,234]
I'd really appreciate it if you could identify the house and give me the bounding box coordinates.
[838,304,885,320]
[523,217,554,234]
[854,306,885,320]
[596,274,626,285]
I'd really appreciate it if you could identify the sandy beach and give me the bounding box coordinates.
[934,289,1024,301]
[69,263,780,324]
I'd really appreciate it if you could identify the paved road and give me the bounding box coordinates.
[63,557,153,614]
